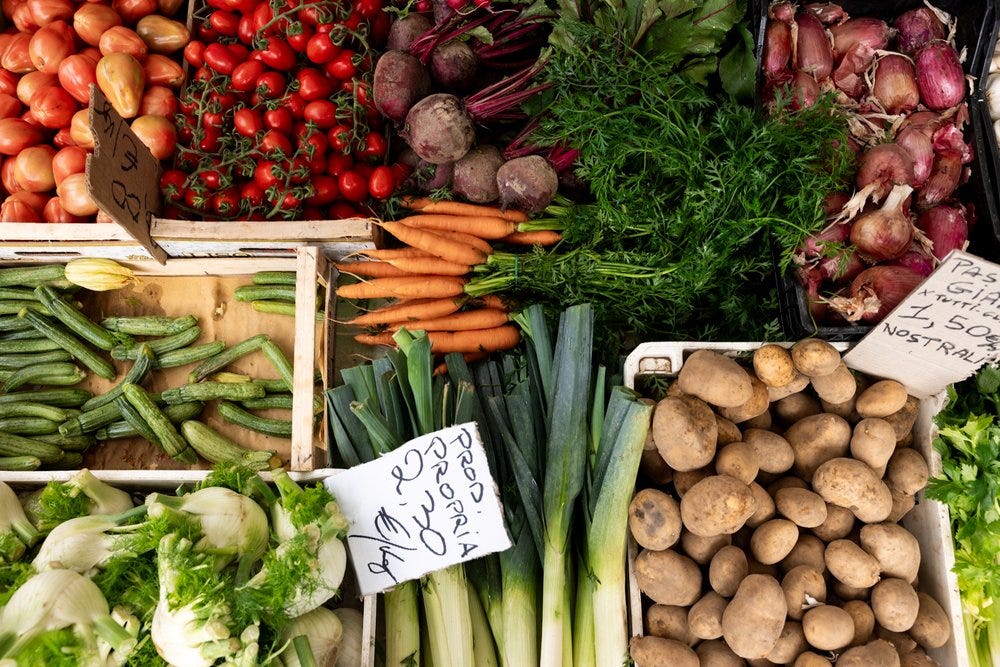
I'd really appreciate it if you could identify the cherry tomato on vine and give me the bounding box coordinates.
[326,153,352,176]
[233,107,263,137]
[198,127,222,152]
[306,174,338,205]
[368,165,394,199]
[183,41,205,68]
[330,201,358,218]
[286,25,313,53]
[358,131,387,159]
[327,123,351,152]
[354,0,382,20]
[259,38,295,70]
[260,129,292,155]
[280,190,301,209]
[160,168,186,202]
[305,31,338,64]
[284,91,306,119]
[197,169,222,189]
[237,16,255,44]
[254,160,281,189]
[209,10,239,37]
[296,68,332,101]
[264,107,293,133]
[304,100,337,129]
[337,170,367,202]
[241,181,265,207]
[213,188,239,215]
[231,60,264,91]
[256,71,286,99]
[325,50,356,80]
[204,43,239,75]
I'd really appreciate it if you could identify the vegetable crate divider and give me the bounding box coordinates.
[622,341,967,667]
[0,468,379,667]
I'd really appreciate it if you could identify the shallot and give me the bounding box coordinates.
[850,183,914,261]
[794,12,833,81]
[872,54,919,115]
[916,203,968,260]
[893,245,936,276]
[855,143,914,197]
[763,21,792,79]
[829,265,925,322]
[804,2,844,25]
[895,127,933,187]
[829,18,890,59]
[917,149,963,208]
[914,41,966,111]
[894,7,945,54]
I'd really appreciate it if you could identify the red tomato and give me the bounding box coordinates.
[11,190,50,212]
[254,160,280,189]
[16,72,57,106]
[240,181,264,207]
[306,174,338,205]
[0,70,18,97]
[264,107,293,133]
[99,26,148,62]
[337,170,367,202]
[327,123,351,152]
[196,168,220,189]
[213,187,239,215]
[203,43,238,75]
[0,118,43,155]
[131,115,176,159]
[198,127,221,152]
[27,0,74,26]
[12,145,55,192]
[326,50,356,80]
[282,91,306,119]
[69,109,94,148]
[286,24,312,53]
[230,60,265,92]
[280,190,300,209]
[73,4,122,47]
[0,196,40,222]
[209,10,238,37]
[0,94,21,119]
[80,48,102,64]
[370,10,390,44]
[183,40,205,68]
[359,131,387,160]
[329,201,358,218]
[159,168,186,201]
[29,25,77,74]
[138,86,176,117]
[259,129,292,156]
[233,107,262,137]
[51,145,87,185]
[237,16,254,44]
[57,55,98,105]
[305,31,338,64]
[250,2,271,32]
[256,71,286,99]
[111,0,156,24]
[57,172,97,215]
[368,165,394,200]
[143,54,184,89]
[259,38,295,70]
[304,100,337,129]
[52,126,75,147]
[354,0,381,19]
[0,157,19,193]
[30,86,76,129]
[42,196,86,222]
[326,152,352,175]
[296,67,332,102]
[11,4,40,33]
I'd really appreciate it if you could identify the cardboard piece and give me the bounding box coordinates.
[843,250,1000,397]
[326,423,511,595]
[85,85,166,264]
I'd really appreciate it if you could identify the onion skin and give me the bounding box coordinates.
[818,249,865,283]
[915,41,966,111]
[895,127,934,187]
[763,21,792,79]
[893,246,936,276]
[823,192,850,217]
[917,204,968,260]
[770,2,795,24]
[801,220,850,257]
[804,2,845,25]
[832,266,925,322]
[872,54,919,115]
[895,8,945,54]
[855,143,915,196]
[830,18,890,59]
[794,12,833,81]
[832,42,875,99]
[850,183,914,262]
[917,149,962,209]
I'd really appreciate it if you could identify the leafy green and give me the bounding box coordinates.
[719,24,756,100]
[0,561,32,606]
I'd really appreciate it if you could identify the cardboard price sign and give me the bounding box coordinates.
[85,85,166,264]
[844,250,1000,397]
[325,423,511,595]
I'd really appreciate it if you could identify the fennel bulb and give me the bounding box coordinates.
[32,507,149,574]
[332,608,364,667]
[24,469,134,533]
[280,607,344,667]
[0,481,38,562]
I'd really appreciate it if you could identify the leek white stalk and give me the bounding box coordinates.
[384,582,421,666]
[468,585,499,667]
[423,564,474,667]
[499,534,538,667]
[0,480,38,562]
[280,607,344,667]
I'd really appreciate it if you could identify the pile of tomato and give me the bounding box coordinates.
[161,0,407,220]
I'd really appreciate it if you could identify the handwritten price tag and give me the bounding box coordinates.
[325,422,511,595]
[844,250,1000,397]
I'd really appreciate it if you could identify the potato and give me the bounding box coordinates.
[744,429,794,474]
[888,487,916,522]
[838,639,901,667]
[909,592,951,649]
[897,431,914,448]
[811,503,854,542]
[721,575,788,659]
[767,372,810,402]
[750,519,799,565]
[716,415,742,446]
[673,468,710,497]
[680,475,757,537]
[774,392,822,424]
[875,626,918,654]
[832,580,872,602]
[886,448,929,496]
[812,458,892,522]
[719,375,770,424]
[871,577,919,632]
[821,395,858,421]
[677,349,753,408]
[842,599,875,646]
[856,380,908,418]
[784,413,851,479]
[811,362,857,404]
[629,635,698,667]
[629,489,682,551]
[680,530,731,565]
[640,445,674,485]
[696,639,745,666]
[899,649,940,667]
[747,559,779,578]
[635,549,702,606]
[753,344,796,387]
[883,396,920,441]
[746,482,775,528]
[859,523,920,582]
[781,534,826,573]
[825,539,881,589]
[850,418,897,470]
[743,409,773,430]
[781,566,826,621]
[791,338,842,377]
[802,604,855,650]
[767,476,808,495]
[688,591,727,640]
[794,652,833,667]
[646,605,696,645]
[710,545,749,598]
[775,487,827,528]
[652,396,718,472]
[765,621,807,663]
[715,442,759,484]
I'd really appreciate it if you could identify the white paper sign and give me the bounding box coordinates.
[325,422,510,595]
[844,250,1000,398]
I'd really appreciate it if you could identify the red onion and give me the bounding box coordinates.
[770,2,795,24]
[799,219,851,258]
[855,143,915,197]
[805,3,845,25]
[892,245,936,276]
[832,42,876,99]
[823,192,850,216]
[915,41,966,111]
[791,70,820,109]
[932,124,973,163]
[797,266,829,323]
[872,54,919,114]
[917,149,963,208]
[763,21,792,79]
[901,110,945,136]
[830,18,890,59]
[795,12,834,81]
[895,127,934,187]
[818,248,866,283]
[895,8,945,54]
[916,204,968,259]
[850,183,914,261]
[829,265,925,322]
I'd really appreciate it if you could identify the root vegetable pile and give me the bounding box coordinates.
[630,339,952,666]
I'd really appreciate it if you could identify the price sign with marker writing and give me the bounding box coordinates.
[325,422,510,595]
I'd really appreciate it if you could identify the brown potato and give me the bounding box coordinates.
[680,530,731,565]
[909,592,951,650]
[875,626,918,654]
[871,577,919,632]
[886,448,929,496]
[859,523,920,582]
[791,338,841,377]
[781,534,826,574]
[743,429,794,475]
[774,392,822,424]
[696,639,745,666]
[781,565,826,621]
[775,487,828,528]
[850,418,897,470]
[652,396,717,472]
[802,604,855,650]
[750,519,799,565]
[856,380,908,418]
[719,375,770,424]
[842,600,875,646]
[784,413,851,479]
[794,652,833,667]
[838,640,901,667]
[635,549,702,606]
[832,580,872,602]
[765,621,807,664]
[899,648,940,667]
[746,482,776,528]
[767,476,808,495]
[676,349,753,408]
[629,488,682,551]
[897,431,914,448]
[888,487,916,522]
[821,395,858,421]
[680,475,757,537]
[715,442,759,484]
[825,539,881,589]
[688,591,727,640]
[883,396,920,441]
[767,372,810,401]
[743,409,773,430]
[716,415,742,446]
[811,362,857,404]
[646,605,696,645]
[811,503,854,542]
[640,445,674,485]
[747,559,779,578]
[673,468,710,497]
[710,545,749,598]
[812,458,892,522]
[753,344,796,387]
[629,635,698,667]
[721,575,788,659]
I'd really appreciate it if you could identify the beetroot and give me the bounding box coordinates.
[496,155,558,213]
[373,51,431,124]
[430,41,478,90]
[387,13,433,52]
[402,93,476,164]
[452,145,503,203]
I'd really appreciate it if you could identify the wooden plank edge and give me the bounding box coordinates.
[291,246,321,471]
[152,218,374,240]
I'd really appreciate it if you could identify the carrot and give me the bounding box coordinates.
[387,308,510,332]
[500,230,563,246]
[380,221,487,266]
[355,325,522,353]
[335,262,416,278]
[403,196,530,223]
[336,276,467,300]
[385,256,471,277]
[470,294,514,312]
[346,297,465,326]
[358,248,436,260]
[396,214,517,240]
[427,229,494,255]
[433,351,489,377]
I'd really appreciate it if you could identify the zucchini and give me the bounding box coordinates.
[0,301,51,316]
[101,315,197,336]
[115,397,161,446]
[80,344,156,412]
[0,316,33,332]
[206,372,251,383]
[0,288,38,300]
[161,381,265,405]
[0,455,40,470]
[0,339,61,354]
[33,432,94,452]
[0,431,62,462]
[110,325,201,360]
[18,309,117,380]
[59,400,121,435]
[251,301,325,321]
[3,362,85,393]
[0,329,47,341]
[180,420,277,469]
[0,350,72,369]
[156,342,226,369]
[0,402,74,421]
[240,395,293,410]
[121,383,196,463]
[97,401,205,440]
[234,285,297,302]
[261,340,294,392]
[253,371,321,393]
[0,388,92,407]
[0,417,59,435]
[35,285,121,351]
[0,265,65,288]
[45,451,82,469]
[218,401,292,438]
[188,334,269,383]
[252,271,297,285]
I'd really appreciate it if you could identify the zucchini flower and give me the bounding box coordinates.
[0,480,39,562]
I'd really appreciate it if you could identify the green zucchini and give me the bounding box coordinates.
[0,388,92,407]
[0,417,59,435]
[0,301,50,316]
[33,432,94,452]
[156,342,226,369]
[0,431,62,462]
[234,285,297,302]
[3,362,85,393]
[0,402,74,421]
[180,420,277,469]
[218,401,292,438]
[80,344,155,412]
[0,329,47,341]
[188,334,269,383]
[121,383,196,463]
[115,397,161,446]
[0,316,33,332]
[0,265,65,288]
[110,325,201,360]
[96,401,205,440]
[261,340,294,392]
[251,301,325,321]
[0,339,61,354]
[0,455,40,470]
[18,309,117,380]
[251,271,297,285]
[240,395,293,410]
[0,288,38,300]
[35,285,121,351]
[253,371,321,393]
[45,451,82,469]
[101,315,197,336]
[161,381,265,405]
[59,400,121,435]
[0,350,72,369]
